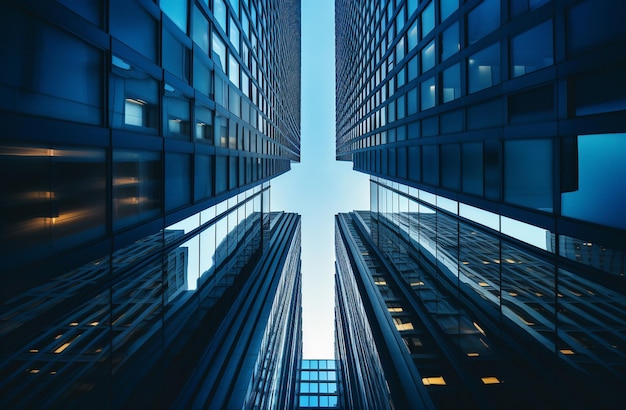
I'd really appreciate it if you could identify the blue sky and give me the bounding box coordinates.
[271,0,370,358]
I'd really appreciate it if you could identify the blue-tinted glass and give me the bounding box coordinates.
[408,55,419,82]
[113,150,162,229]
[164,86,191,139]
[328,382,338,393]
[423,145,439,186]
[440,0,459,21]
[229,16,240,53]
[329,396,338,406]
[504,139,553,211]
[110,0,157,60]
[407,88,418,115]
[166,153,191,210]
[409,146,421,181]
[408,0,418,16]
[327,371,336,380]
[214,0,227,31]
[568,0,626,55]
[441,144,460,190]
[213,34,227,72]
[421,40,435,72]
[468,43,500,93]
[462,143,483,196]
[192,7,209,54]
[299,396,309,407]
[442,63,461,102]
[422,2,435,38]
[511,20,553,77]
[215,156,228,194]
[195,154,214,200]
[309,396,319,406]
[320,396,330,407]
[561,134,626,229]
[302,360,310,369]
[468,0,500,44]
[421,76,436,110]
[161,0,188,32]
[309,382,319,393]
[408,20,418,51]
[441,21,459,61]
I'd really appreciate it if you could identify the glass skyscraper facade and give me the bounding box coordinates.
[0,0,302,407]
[335,0,626,408]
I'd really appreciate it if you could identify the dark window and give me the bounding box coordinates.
[462,142,484,196]
[215,156,228,194]
[113,150,162,229]
[164,85,191,139]
[561,133,626,230]
[441,110,463,134]
[467,0,500,45]
[574,64,626,116]
[195,154,213,200]
[165,153,192,211]
[397,147,408,179]
[467,99,502,129]
[504,139,553,211]
[511,20,553,78]
[422,145,439,186]
[509,85,554,123]
[441,144,460,190]
[110,0,157,61]
[441,21,460,61]
[567,0,626,56]
[408,146,421,181]
[484,139,500,200]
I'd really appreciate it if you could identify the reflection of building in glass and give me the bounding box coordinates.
[336,0,626,408]
[0,0,302,407]
[298,360,341,409]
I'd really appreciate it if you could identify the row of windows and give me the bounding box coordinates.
[301,360,337,370]
[357,133,626,231]
[0,143,287,267]
[337,0,626,150]
[301,371,337,381]
[371,182,626,387]
[298,395,339,408]
[300,382,338,394]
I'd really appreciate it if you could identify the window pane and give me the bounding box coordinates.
[442,63,461,102]
[468,43,500,93]
[161,0,188,32]
[213,33,227,72]
[165,153,192,210]
[195,154,213,200]
[192,6,209,53]
[467,0,500,44]
[408,20,418,51]
[441,21,460,61]
[561,133,626,229]
[511,20,553,77]
[462,142,484,196]
[422,1,435,38]
[421,76,436,110]
[423,144,439,186]
[164,85,191,139]
[441,144,460,190]
[214,0,227,31]
[440,0,459,22]
[113,150,162,229]
[504,139,553,211]
[421,40,435,72]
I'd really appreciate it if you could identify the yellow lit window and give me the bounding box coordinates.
[481,376,501,385]
[422,376,446,386]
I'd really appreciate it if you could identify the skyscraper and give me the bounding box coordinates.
[0,0,302,407]
[335,0,626,407]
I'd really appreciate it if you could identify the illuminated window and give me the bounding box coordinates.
[423,376,446,385]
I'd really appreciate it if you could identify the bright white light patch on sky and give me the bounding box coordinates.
[271,0,370,359]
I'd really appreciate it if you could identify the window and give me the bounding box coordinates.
[113,150,162,229]
[214,0,227,31]
[561,134,626,229]
[195,105,214,143]
[441,21,460,61]
[440,0,459,22]
[164,85,191,139]
[442,63,461,102]
[504,139,553,211]
[408,20,418,51]
[422,1,435,38]
[195,154,214,200]
[192,7,209,54]
[165,153,192,210]
[111,56,159,131]
[213,33,227,73]
[511,20,553,77]
[567,0,626,55]
[511,0,550,16]
[229,16,240,53]
[193,53,213,97]
[421,40,435,72]
[462,142,483,196]
[161,0,188,32]
[422,145,439,186]
[441,144,460,190]
[468,43,500,93]
[421,76,436,110]
[467,0,500,45]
